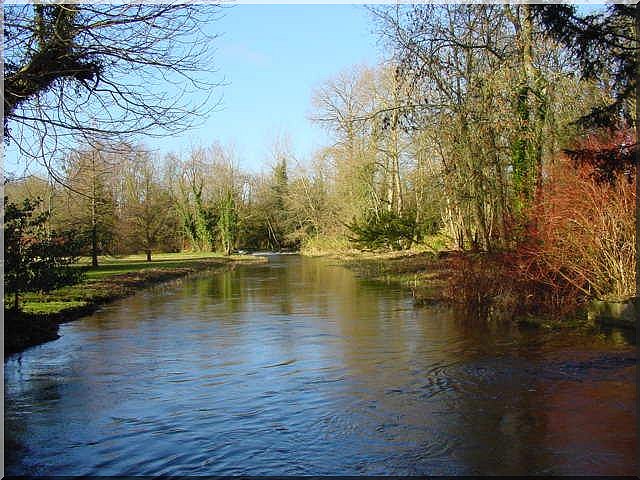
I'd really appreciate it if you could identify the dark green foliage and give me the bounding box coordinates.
[177,191,216,252]
[533,3,637,167]
[4,196,85,310]
[348,210,416,251]
[272,159,288,208]
[238,159,296,252]
[417,211,442,240]
[533,5,636,123]
[267,159,293,249]
[216,190,238,255]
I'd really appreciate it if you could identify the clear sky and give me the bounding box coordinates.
[4,4,383,177]
[187,4,383,172]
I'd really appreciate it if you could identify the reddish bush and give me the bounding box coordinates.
[527,155,635,302]
[565,127,636,184]
[448,132,636,319]
[446,248,582,320]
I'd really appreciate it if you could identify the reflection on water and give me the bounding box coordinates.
[4,255,637,475]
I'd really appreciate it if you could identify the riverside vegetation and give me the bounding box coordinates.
[4,5,637,354]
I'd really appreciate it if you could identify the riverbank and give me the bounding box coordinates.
[327,250,453,306]
[311,249,635,332]
[5,253,265,356]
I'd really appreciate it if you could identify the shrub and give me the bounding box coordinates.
[4,196,86,310]
[446,250,582,320]
[526,154,635,301]
[347,210,416,251]
[446,142,635,319]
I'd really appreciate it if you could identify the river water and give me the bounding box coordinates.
[4,255,637,475]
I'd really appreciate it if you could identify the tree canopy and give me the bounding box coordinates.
[4,4,222,165]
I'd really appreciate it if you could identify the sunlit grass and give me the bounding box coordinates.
[21,300,88,315]
[300,234,355,256]
[319,248,451,306]
[8,252,262,315]
[77,252,254,280]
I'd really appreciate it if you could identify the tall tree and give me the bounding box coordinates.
[168,149,215,252]
[217,190,238,256]
[61,144,120,266]
[533,5,636,130]
[121,150,175,261]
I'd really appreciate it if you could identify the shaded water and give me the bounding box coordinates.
[4,255,637,475]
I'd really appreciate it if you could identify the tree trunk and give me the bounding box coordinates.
[91,155,99,267]
[14,292,20,312]
[91,198,99,267]
[146,249,152,262]
[522,4,544,204]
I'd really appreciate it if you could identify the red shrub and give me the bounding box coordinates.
[528,151,635,302]
[447,131,636,320]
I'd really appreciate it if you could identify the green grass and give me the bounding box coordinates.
[9,252,261,316]
[412,233,452,253]
[322,249,451,304]
[78,252,239,280]
[21,300,88,315]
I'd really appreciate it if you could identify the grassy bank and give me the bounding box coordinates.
[300,235,453,306]
[316,249,454,306]
[5,252,265,356]
[312,248,611,331]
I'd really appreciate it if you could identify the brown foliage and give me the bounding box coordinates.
[565,127,636,184]
[448,134,636,319]
[446,249,581,320]
[527,151,635,302]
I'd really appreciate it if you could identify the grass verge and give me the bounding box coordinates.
[317,249,454,305]
[5,253,265,356]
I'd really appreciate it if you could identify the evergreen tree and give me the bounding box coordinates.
[4,197,84,311]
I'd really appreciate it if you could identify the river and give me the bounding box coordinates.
[4,255,637,475]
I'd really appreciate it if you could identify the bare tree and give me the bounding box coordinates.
[4,4,223,167]
[121,150,175,262]
[61,143,123,266]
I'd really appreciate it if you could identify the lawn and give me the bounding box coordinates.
[78,252,248,280]
[7,252,262,316]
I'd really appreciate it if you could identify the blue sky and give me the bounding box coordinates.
[5,4,604,177]
[188,4,383,172]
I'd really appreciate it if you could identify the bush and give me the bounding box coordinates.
[527,154,636,301]
[447,250,583,320]
[347,210,416,251]
[4,197,86,310]
[447,146,636,320]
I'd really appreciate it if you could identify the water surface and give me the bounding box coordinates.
[5,255,636,475]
